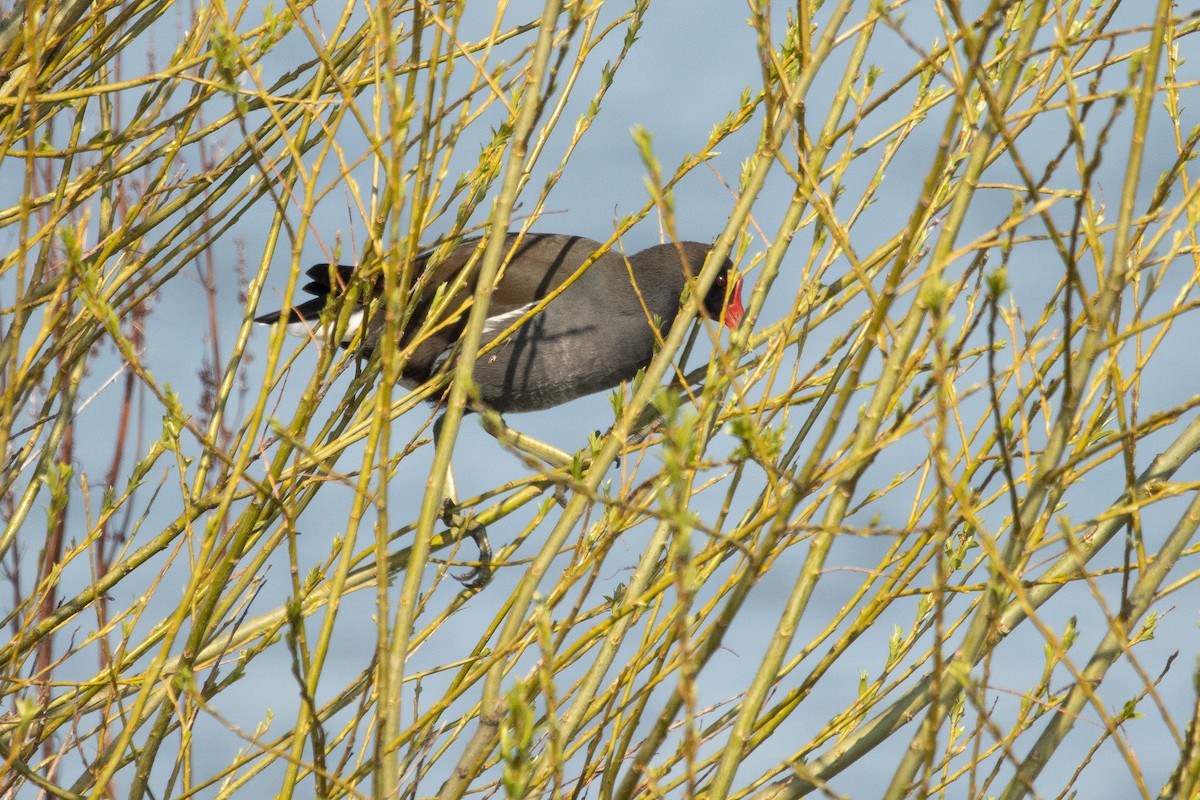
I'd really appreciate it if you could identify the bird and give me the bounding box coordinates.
[255,231,744,587]
[254,232,744,413]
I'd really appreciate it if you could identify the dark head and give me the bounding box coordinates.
[637,241,745,329]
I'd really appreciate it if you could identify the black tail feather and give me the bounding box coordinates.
[254,263,356,325]
[302,263,354,294]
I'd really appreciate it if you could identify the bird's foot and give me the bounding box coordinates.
[591,428,628,469]
[441,499,492,589]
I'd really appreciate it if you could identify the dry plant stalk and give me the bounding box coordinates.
[1,1,1199,798]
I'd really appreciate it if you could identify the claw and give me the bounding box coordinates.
[442,500,492,589]
[593,429,622,468]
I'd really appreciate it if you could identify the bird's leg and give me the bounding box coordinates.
[478,408,580,507]
[478,408,573,467]
[433,412,492,588]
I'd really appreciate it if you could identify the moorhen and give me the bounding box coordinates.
[255,232,744,586]
[254,232,744,410]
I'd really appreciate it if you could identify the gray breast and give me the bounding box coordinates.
[470,248,684,413]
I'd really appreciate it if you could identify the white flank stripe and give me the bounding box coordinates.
[482,302,538,336]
